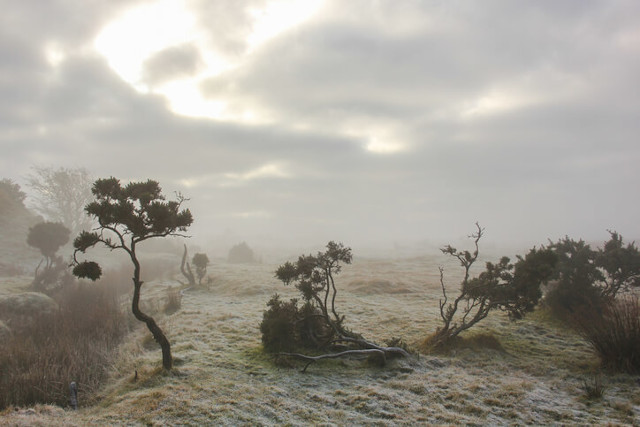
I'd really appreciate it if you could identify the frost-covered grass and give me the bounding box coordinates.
[2,256,639,425]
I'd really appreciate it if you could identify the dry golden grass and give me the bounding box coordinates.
[1,256,639,425]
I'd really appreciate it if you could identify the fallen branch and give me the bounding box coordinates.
[335,336,411,358]
[279,348,387,372]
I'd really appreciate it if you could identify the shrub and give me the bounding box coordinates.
[574,295,640,374]
[0,283,127,409]
[426,224,556,349]
[227,242,257,263]
[260,294,328,353]
[545,232,640,317]
[260,294,300,353]
[27,222,72,293]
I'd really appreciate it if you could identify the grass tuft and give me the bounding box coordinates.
[574,295,640,373]
[0,282,128,409]
[582,374,605,400]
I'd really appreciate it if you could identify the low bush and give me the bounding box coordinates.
[260,294,328,353]
[545,232,640,318]
[0,283,128,409]
[227,242,257,264]
[574,295,640,374]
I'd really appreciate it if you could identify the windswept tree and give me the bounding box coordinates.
[274,241,355,342]
[427,224,557,349]
[27,221,71,292]
[27,166,94,236]
[262,241,409,370]
[72,178,192,370]
[179,245,210,288]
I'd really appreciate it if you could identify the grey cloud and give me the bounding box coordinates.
[2,0,639,250]
[143,43,204,85]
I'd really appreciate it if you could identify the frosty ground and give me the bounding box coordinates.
[2,256,639,425]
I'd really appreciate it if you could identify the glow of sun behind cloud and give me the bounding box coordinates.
[94,0,201,90]
[94,0,325,121]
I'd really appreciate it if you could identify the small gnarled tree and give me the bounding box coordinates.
[27,221,71,292]
[179,244,210,288]
[427,223,557,349]
[72,178,192,370]
[262,241,409,370]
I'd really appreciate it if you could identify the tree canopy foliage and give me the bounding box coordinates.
[27,222,70,266]
[546,231,640,313]
[26,166,94,236]
[27,221,72,292]
[72,177,192,370]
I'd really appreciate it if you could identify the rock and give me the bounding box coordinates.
[0,292,58,331]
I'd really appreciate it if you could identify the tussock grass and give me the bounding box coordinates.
[0,282,128,409]
[574,295,640,373]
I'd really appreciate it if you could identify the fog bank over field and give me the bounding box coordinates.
[1,1,639,255]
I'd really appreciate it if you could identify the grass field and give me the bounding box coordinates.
[1,255,639,425]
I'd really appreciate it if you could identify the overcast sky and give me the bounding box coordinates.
[1,0,639,254]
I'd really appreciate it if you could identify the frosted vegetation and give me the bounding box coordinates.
[1,174,639,425]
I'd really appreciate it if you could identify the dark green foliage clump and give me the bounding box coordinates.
[545,232,640,316]
[260,294,328,353]
[260,295,299,353]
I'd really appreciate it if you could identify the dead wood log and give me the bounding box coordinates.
[278,339,410,372]
[279,349,388,372]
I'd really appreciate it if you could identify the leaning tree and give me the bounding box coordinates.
[72,178,192,370]
[428,223,557,349]
[262,241,409,371]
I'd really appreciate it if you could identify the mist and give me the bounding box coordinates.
[1,0,639,257]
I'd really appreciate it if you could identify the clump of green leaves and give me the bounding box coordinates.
[545,231,640,315]
[260,294,329,353]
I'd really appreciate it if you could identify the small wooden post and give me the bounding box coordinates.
[69,381,78,410]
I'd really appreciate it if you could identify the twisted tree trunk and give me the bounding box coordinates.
[131,250,172,370]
